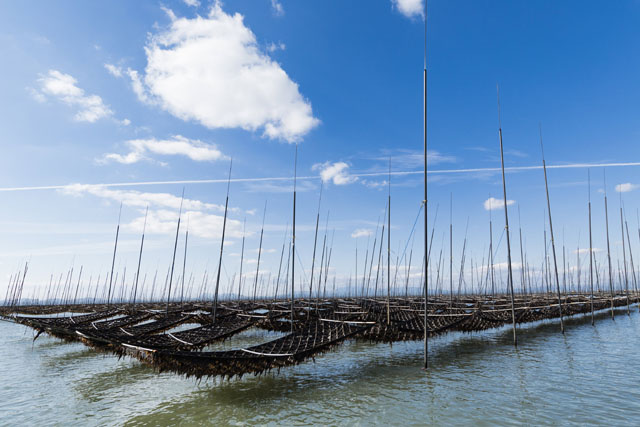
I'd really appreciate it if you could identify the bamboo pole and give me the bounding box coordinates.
[496,85,518,346]
[238,219,246,300]
[423,0,429,369]
[588,170,595,325]
[166,189,185,316]
[604,173,615,319]
[620,196,630,315]
[180,218,189,307]
[309,184,322,301]
[253,201,267,301]
[539,125,565,333]
[291,145,298,332]
[107,203,122,308]
[387,159,391,324]
[212,161,232,322]
[132,206,148,306]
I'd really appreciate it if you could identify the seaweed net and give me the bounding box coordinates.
[4,292,637,378]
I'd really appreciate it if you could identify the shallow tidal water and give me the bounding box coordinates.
[1,308,639,426]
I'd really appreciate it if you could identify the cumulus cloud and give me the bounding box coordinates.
[351,228,373,238]
[36,70,112,122]
[126,3,318,142]
[615,183,638,193]
[483,197,515,211]
[101,135,226,164]
[312,162,357,185]
[392,0,424,18]
[183,0,200,7]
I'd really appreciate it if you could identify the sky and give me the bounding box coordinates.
[1,0,640,302]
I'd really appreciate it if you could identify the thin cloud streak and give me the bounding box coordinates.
[1,161,640,192]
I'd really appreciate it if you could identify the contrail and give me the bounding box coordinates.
[0,161,638,192]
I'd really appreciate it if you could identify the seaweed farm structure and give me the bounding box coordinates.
[3,2,640,381]
[2,292,638,379]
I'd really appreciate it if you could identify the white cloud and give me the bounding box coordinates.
[101,135,226,164]
[351,228,373,238]
[128,3,318,142]
[26,87,46,103]
[313,162,357,185]
[373,149,455,168]
[490,262,523,271]
[244,179,316,193]
[104,63,123,77]
[36,70,113,122]
[60,184,229,213]
[59,185,245,239]
[267,41,286,52]
[183,0,200,7]
[271,0,284,16]
[392,0,423,18]
[361,179,388,189]
[615,183,638,193]
[483,197,515,211]
[575,248,602,255]
[126,209,243,239]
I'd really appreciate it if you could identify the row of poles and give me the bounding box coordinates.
[421,0,639,369]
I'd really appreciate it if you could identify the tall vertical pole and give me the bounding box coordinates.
[253,201,267,301]
[620,195,630,314]
[588,170,595,325]
[423,0,429,370]
[72,265,83,306]
[107,203,122,308]
[180,219,189,306]
[237,219,246,300]
[310,184,323,301]
[449,193,453,306]
[539,125,565,334]
[604,173,615,319]
[387,159,391,324]
[518,206,526,296]
[132,206,148,306]
[496,85,518,347]
[489,198,495,297]
[291,145,298,332]
[166,189,185,316]
[212,160,232,322]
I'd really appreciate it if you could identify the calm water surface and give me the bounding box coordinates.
[1,308,639,426]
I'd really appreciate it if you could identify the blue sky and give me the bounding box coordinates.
[1,0,640,301]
